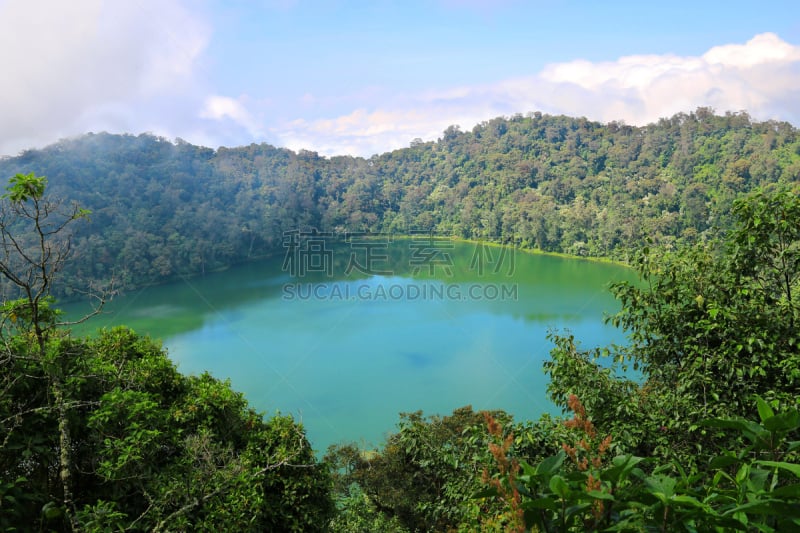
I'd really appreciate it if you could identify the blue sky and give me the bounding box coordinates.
[1,0,799,157]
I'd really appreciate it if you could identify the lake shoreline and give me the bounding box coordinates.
[64,241,635,453]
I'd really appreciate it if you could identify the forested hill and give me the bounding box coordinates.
[1,108,798,296]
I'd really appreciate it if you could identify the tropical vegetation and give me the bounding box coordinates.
[1,108,798,296]
[0,108,798,530]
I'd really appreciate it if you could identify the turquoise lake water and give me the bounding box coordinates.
[68,239,635,452]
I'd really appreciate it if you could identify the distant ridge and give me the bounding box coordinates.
[0,108,797,298]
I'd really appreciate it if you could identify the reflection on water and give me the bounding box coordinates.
[129,304,185,318]
[65,241,635,451]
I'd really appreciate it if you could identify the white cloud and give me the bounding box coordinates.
[0,0,209,156]
[201,95,261,134]
[536,32,800,125]
[277,33,800,157]
[279,109,445,156]
[2,15,798,161]
[703,32,799,67]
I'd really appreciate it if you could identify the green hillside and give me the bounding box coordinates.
[1,108,798,298]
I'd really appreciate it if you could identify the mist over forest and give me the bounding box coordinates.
[1,108,797,298]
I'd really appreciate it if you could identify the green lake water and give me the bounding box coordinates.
[67,239,635,452]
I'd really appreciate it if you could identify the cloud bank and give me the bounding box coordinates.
[0,0,209,156]
[0,2,798,161]
[275,33,800,156]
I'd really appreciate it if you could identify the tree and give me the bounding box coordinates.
[542,186,800,468]
[0,172,102,341]
[481,396,800,532]
[326,406,520,531]
[0,174,334,531]
[2,111,800,290]
[0,172,106,530]
[729,186,800,328]
[1,326,335,531]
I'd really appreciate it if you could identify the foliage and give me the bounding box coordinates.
[0,172,97,335]
[3,171,47,202]
[0,326,334,531]
[541,186,800,468]
[322,186,800,530]
[2,109,800,529]
[0,172,109,531]
[0,176,333,531]
[326,406,521,532]
[327,483,410,533]
[482,395,800,532]
[1,109,798,298]
[478,186,800,530]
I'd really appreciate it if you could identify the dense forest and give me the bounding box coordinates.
[0,108,798,298]
[324,187,800,531]
[0,109,799,530]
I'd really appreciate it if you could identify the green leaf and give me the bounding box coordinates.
[755,461,800,478]
[736,464,750,484]
[472,487,499,499]
[725,499,800,517]
[42,501,62,520]
[602,454,646,485]
[564,502,593,521]
[520,459,537,477]
[3,172,47,202]
[771,483,800,498]
[763,409,800,433]
[710,453,740,469]
[644,474,676,504]
[670,495,706,509]
[549,475,570,499]
[536,452,565,477]
[585,490,615,501]
[701,418,770,446]
[756,396,775,423]
[521,497,560,510]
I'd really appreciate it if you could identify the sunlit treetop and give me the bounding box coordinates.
[3,172,47,203]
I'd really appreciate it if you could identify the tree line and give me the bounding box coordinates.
[0,108,798,299]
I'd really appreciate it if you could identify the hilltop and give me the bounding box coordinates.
[1,108,798,297]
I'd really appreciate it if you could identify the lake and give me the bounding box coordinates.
[67,237,635,452]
